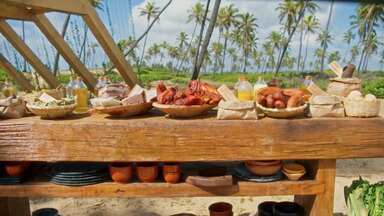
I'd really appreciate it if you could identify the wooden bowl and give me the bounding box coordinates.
[153,102,216,118]
[246,160,282,166]
[282,170,305,181]
[245,161,282,176]
[256,103,307,119]
[282,163,306,174]
[95,102,152,118]
[27,104,76,119]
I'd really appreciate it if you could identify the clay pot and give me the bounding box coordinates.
[258,201,277,216]
[209,202,233,216]
[245,160,282,176]
[32,208,59,216]
[163,163,181,184]
[4,162,30,177]
[137,162,158,183]
[274,202,304,216]
[109,163,132,183]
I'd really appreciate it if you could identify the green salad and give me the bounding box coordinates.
[32,97,76,107]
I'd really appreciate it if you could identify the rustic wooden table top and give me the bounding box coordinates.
[0,114,383,162]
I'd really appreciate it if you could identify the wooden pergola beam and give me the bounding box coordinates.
[0,2,34,21]
[0,20,60,89]
[0,53,34,92]
[4,0,88,15]
[32,13,97,91]
[81,0,137,88]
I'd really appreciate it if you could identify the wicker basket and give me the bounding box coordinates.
[256,103,308,119]
[153,102,216,118]
[343,98,380,118]
[95,102,152,118]
[27,104,76,119]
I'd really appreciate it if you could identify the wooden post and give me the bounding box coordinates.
[4,0,88,15]
[32,13,97,91]
[0,53,34,92]
[0,19,60,89]
[294,159,336,216]
[0,197,31,216]
[81,0,137,88]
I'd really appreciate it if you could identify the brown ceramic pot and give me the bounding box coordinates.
[137,162,158,183]
[109,163,133,183]
[209,202,233,216]
[245,160,282,176]
[4,162,30,177]
[163,163,181,184]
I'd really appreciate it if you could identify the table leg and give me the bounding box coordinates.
[0,197,31,216]
[294,159,336,216]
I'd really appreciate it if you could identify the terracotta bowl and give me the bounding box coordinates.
[245,161,282,176]
[109,163,133,183]
[153,102,216,118]
[95,102,153,118]
[246,160,282,166]
[282,163,306,174]
[162,163,181,184]
[4,162,30,177]
[136,163,159,183]
[282,170,305,181]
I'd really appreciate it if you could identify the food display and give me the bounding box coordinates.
[154,80,221,118]
[26,93,76,119]
[256,87,310,118]
[0,96,27,119]
[344,90,380,118]
[93,84,154,118]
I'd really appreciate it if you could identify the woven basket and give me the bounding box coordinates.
[95,102,152,118]
[344,99,380,118]
[153,102,216,118]
[27,104,76,119]
[256,103,308,119]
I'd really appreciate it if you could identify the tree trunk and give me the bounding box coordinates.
[192,0,220,80]
[297,14,305,73]
[138,22,150,75]
[220,28,229,74]
[53,14,71,77]
[177,23,198,72]
[320,0,334,74]
[302,32,310,73]
[358,18,374,73]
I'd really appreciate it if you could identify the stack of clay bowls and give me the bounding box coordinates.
[282,163,306,181]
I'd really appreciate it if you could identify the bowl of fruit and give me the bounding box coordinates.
[256,87,310,118]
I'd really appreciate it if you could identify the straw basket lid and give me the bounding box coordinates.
[26,103,76,119]
[256,103,307,119]
[329,77,361,84]
[95,102,152,118]
[153,102,216,118]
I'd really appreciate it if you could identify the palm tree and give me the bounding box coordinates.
[227,47,238,72]
[351,3,384,72]
[362,33,380,72]
[176,32,188,73]
[139,1,160,70]
[380,50,384,70]
[350,45,359,63]
[302,15,320,72]
[211,42,223,73]
[234,12,258,73]
[328,51,341,64]
[317,30,332,72]
[314,48,324,71]
[252,50,263,72]
[218,4,239,74]
[267,31,282,70]
[319,0,335,74]
[342,30,355,63]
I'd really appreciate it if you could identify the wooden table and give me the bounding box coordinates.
[0,115,383,216]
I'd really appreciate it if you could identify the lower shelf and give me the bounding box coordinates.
[0,180,324,198]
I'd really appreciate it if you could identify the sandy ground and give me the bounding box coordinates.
[29,159,384,216]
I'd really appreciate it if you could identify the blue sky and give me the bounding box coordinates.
[1,0,383,72]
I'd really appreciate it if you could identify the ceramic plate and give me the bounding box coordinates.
[233,164,283,182]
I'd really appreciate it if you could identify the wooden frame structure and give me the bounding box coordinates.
[0,0,137,91]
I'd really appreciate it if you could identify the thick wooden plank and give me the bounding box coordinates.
[294,160,336,216]
[82,0,137,88]
[0,2,34,21]
[4,0,88,15]
[0,53,34,92]
[0,197,31,216]
[0,180,323,198]
[0,20,60,89]
[0,116,383,161]
[32,13,97,90]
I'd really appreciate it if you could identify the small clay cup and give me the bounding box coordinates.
[209,202,233,216]
[258,201,277,216]
[163,163,181,184]
[274,202,305,216]
[137,162,159,183]
[109,163,133,183]
[4,162,30,177]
